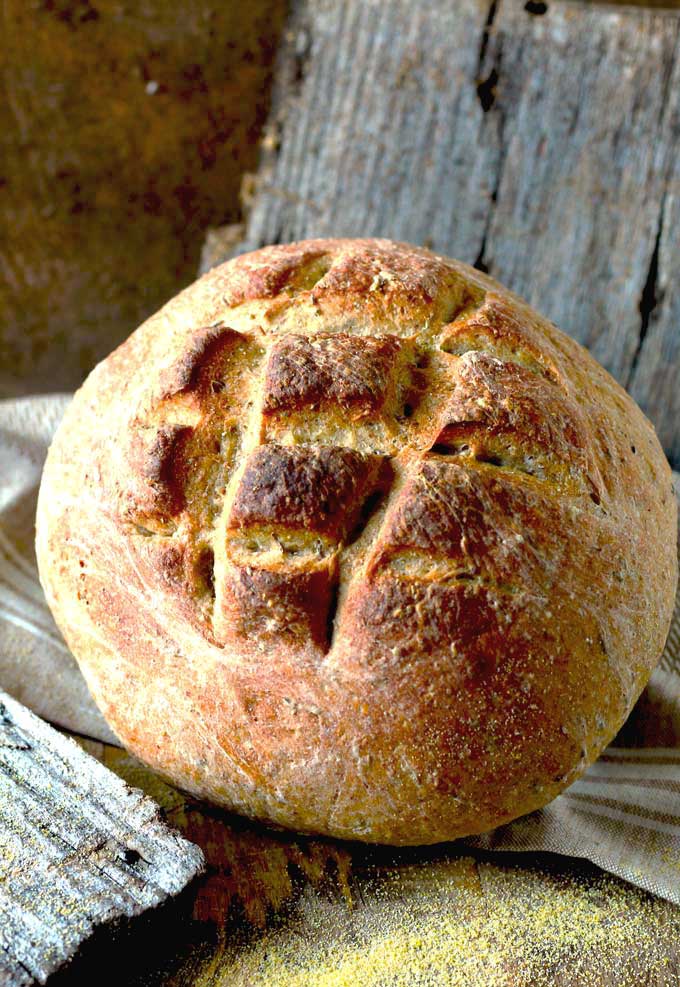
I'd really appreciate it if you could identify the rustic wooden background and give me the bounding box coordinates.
[208,0,680,470]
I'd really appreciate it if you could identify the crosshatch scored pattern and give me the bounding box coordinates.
[39,236,676,844]
[121,239,611,658]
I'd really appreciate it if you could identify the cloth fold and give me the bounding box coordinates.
[2,395,679,902]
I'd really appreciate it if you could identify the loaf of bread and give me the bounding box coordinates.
[36,238,677,844]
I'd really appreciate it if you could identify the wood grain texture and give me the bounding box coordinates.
[222,0,680,467]
[0,692,203,986]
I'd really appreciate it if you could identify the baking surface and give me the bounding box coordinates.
[66,740,680,987]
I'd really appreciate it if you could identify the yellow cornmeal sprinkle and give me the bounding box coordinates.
[219,857,680,987]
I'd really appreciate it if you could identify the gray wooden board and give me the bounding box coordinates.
[0,691,204,986]
[220,0,680,467]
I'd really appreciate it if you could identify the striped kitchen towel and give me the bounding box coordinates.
[1,394,679,903]
[0,394,116,742]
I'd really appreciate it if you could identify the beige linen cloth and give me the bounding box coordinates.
[2,395,679,904]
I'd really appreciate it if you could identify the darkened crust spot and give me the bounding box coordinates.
[262,333,403,417]
[121,423,193,522]
[221,245,331,305]
[223,561,337,651]
[341,573,507,675]
[369,459,577,583]
[230,443,385,541]
[444,353,582,445]
[434,351,600,488]
[440,295,560,381]
[158,323,243,399]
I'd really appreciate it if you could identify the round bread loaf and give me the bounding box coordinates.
[36,238,677,844]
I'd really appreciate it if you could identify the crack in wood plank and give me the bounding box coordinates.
[628,201,665,390]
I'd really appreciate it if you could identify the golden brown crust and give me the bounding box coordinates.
[230,444,383,540]
[36,237,678,844]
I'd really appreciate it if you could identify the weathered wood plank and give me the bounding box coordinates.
[480,2,680,465]
[240,0,497,261]
[628,55,680,471]
[227,0,680,467]
[0,692,203,986]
